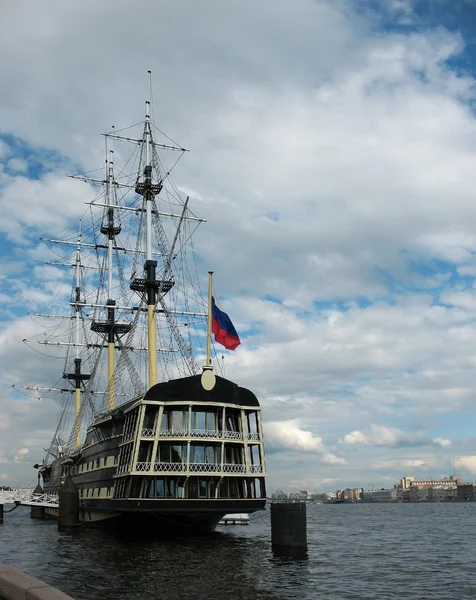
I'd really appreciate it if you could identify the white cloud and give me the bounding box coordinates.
[342,425,439,448]
[6,158,27,173]
[454,456,476,475]
[14,448,30,461]
[264,419,346,468]
[322,453,347,466]
[433,437,452,448]
[0,140,9,159]
[265,419,326,453]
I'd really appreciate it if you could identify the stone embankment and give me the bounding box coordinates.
[0,563,74,600]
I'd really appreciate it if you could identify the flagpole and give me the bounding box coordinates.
[205,271,213,369]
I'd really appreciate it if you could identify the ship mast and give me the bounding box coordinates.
[144,99,157,387]
[64,227,90,447]
[90,134,131,410]
[131,95,163,388]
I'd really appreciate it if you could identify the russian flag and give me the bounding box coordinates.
[211,296,241,351]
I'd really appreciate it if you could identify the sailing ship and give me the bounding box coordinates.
[22,84,267,531]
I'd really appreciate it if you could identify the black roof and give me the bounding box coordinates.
[143,374,260,407]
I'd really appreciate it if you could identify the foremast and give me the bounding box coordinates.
[64,229,90,447]
[91,142,131,410]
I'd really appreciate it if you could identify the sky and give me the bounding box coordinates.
[2,0,476,492]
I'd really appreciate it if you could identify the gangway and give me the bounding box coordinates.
[0,489,59,508]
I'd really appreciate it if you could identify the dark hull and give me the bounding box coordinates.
[79,499,266,533]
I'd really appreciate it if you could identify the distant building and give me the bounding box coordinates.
[396,475,462,490]
[336,488,363,501]
[457,484,476,501]
[363,489,397,502]
[271,489,288,501]
[430,486,457,502]
[288,490,309,501]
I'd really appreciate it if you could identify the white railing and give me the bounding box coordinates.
[223,463,247,473]
[141,429,155,437]
[250,465,263,473]
[189,463,222,473]
[135,462,151,472]
[190,429,223,438]
[159,429,189,437]
[158,429,244,440]
[224,431,242,440]
[150,462,251,474]
[0,490,59,507]
[153,462,186,473]
[122,462,264,475]
[247,433,260,441]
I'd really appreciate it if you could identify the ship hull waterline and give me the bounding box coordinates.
[43,496,266,533]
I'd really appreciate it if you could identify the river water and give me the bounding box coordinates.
[1,502,476,599]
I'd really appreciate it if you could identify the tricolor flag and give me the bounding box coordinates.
[211,296,241,351]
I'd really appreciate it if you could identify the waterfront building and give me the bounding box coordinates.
[396,475,462,489]
[457,483,476,501]
[271,489,288,501]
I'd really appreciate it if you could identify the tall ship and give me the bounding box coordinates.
[21,82,267,531]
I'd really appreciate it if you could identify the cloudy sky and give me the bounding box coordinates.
[2,0,476,492]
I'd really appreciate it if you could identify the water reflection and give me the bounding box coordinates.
[272,546,309,560]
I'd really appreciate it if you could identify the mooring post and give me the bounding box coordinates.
[0,503,4,525]
[58,477,80,529]
[30,480,45,519]
[270,502,307,549]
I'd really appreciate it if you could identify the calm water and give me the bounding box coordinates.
[1,503,476,599]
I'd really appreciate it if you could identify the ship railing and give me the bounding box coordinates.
[247,433,260,441]
[158,429,243,440]
[223,463,247,473]
[189,463,222,473]
[153,462,186,473]
[149,462,252,474]
[190,429,222,438]
[141,429,155,437]
[136,462,152,472]
[223,431,242,440]
[159,429,189,437]
[249,465,263,473]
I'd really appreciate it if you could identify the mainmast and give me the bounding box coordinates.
[130,96,171,388]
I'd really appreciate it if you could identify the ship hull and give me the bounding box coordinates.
[40,374,268,534]
[79,499,266,533]
[47,494,265,533]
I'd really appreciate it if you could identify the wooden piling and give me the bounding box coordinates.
[270,502,307,549]
[58,477,79,528]
[30,482,45,519]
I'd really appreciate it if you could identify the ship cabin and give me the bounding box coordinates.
[81,374,267,506]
